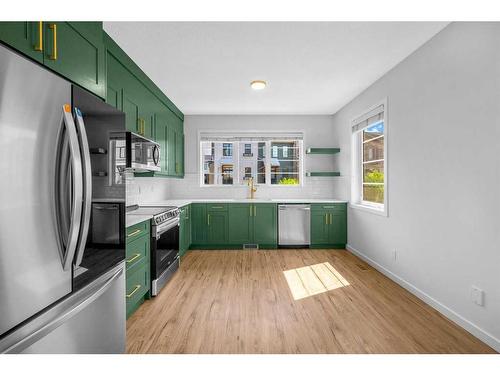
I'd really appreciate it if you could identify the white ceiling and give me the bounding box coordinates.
[103,22,448,115]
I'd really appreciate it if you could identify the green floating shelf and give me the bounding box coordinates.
[306,172,341,177]
[306,147,340,154]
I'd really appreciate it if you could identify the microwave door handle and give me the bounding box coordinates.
[59,105,83,271]
[73,108,92,267]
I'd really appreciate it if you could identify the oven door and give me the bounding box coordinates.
[152,219,179,279]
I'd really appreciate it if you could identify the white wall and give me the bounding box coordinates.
[331,22,500,350]
[170,115,342,199]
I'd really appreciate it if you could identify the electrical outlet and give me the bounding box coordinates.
[471,286,484,306]
[392,249,397,261]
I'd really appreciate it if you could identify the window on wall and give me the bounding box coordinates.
[200,133,303,186]
[351,101,387,215]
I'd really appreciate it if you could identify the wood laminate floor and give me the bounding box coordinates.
[126,249,495,354]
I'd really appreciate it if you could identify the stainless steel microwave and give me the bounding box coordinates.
[109,132,160,176]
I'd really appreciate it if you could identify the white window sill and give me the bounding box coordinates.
[349,202,388,217]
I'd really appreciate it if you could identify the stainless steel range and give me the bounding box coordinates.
[128,206,181,296]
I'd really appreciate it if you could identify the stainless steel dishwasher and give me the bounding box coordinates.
[278,204,311,247]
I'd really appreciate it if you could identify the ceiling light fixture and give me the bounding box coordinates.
[250,80,267,90]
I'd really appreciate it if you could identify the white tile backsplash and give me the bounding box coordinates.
[126,172,172,206]
[169,173,338,200]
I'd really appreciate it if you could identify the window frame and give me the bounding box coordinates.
[198,133,304,188]
[350,99,388,217]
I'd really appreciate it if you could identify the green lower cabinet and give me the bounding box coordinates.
[207,210,228,244]
[125,220,151,319]
[252,204,277,247]
[179,205,192,257]
[228,204,253,244]
[194,203,277,249]
[191,204,207,245]
[310,204,347,248]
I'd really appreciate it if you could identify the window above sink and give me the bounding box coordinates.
[199,132,304,187]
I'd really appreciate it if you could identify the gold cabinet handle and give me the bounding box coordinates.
[127,229,141,238]
[325,214,328,225]
[211,206,223,209]
[207,214,210,225]
[254,206,257,216]
[330,213,333,225]
[48,23,57,60]
[126,253,141,264]
[34,21,43,51]
[126,285,141,299]
[249,205,252,217]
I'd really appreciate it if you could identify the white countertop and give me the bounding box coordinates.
[141,198,348,208]
[126,198,347,227]
[126,214,153,228]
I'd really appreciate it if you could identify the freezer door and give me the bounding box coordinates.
[0,263,125,354]
[0,45,73,335]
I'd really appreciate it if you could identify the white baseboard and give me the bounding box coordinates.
[346,244,500,353]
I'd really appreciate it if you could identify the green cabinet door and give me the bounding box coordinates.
[253,204,277,246]
[122,89,140,132]
[43,22,105,98]
[228,204,253,244]
[311,210,330,245]
[0,21,44,62]
[207,211,228,244]
[329,211,347,245]
[166,122,176,175]
[191,204,207,245]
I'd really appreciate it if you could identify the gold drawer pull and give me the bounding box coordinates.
[127,229,142,238]
[211,206,224,209]
[126,285,141,299]
[126,253,141,264]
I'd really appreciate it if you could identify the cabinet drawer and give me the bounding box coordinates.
[126,220,150,242]
[126,235,149,271]
[126,262,149,312]
[207,203,228,212]
[311,203,347,212]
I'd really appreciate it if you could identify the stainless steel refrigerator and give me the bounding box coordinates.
[0,43,126,353]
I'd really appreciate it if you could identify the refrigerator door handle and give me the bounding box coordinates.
[0,265,124,354]
[58,105,84,271]
[73,107,92,267]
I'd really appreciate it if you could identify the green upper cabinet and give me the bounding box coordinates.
[43,22,105,99]
[0,22,44,63]
[0,21,105,98]
[310,204,347,248]
[103,31,184,179]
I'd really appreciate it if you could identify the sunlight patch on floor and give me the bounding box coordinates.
[283,262,350,300]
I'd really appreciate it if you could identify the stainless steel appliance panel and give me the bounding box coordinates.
[278,204,311,246]
[91,203,121,244]
[0,263,125,354]
[0,45,72,335]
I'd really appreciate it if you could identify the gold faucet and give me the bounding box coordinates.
[247,177,257,199]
